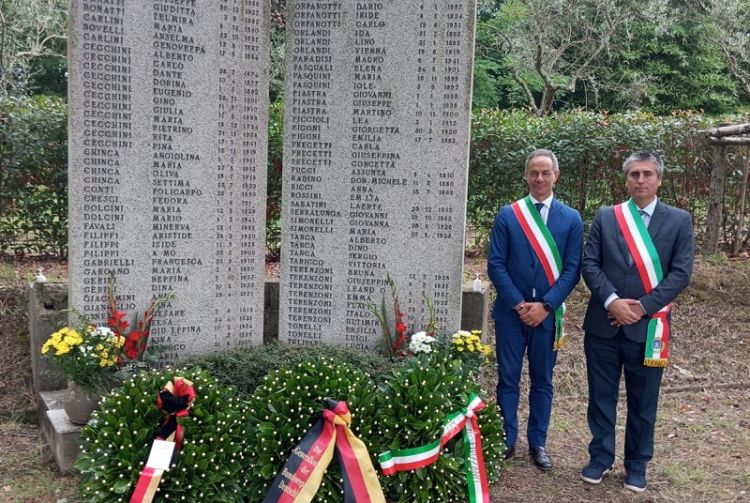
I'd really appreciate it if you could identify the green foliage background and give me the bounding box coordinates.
[3,97,747,255]
[0,95,67,256]
[466,109,742,246]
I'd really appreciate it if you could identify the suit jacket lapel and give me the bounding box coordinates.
[647,201,668,245]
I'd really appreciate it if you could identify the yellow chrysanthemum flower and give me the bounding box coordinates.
[55,342,71,355]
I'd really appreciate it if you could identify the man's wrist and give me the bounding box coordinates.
[604,293,619,310]
[542,301,553,313]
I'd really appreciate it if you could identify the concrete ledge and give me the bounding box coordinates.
[41,408,81,474]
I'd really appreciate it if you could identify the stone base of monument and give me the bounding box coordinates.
[39,390,80,474]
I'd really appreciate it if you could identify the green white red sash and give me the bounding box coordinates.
[378,393,489,503]
[511,196,566,349]
[614,199,671,367]
[262,399,385,503]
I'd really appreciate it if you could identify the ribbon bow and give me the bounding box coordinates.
[263,399,385,503]
[378,393,490,503]
[130,377,195,503]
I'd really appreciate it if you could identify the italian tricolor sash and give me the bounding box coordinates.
[262,399,385,503]
[614,199,671,367]
[510,196,566,350]
[378,393,490,503]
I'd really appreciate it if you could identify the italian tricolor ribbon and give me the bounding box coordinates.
[511,196,567,349]
[378,393,490,503]
[614,199,671,367]
[262,399,385,503]
[130,378,196,503]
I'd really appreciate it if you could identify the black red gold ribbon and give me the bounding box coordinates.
[130,377,195,503]
[262,399,385,503]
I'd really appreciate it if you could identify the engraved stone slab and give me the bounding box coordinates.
[68,0,270,364]
[280,0,477,349]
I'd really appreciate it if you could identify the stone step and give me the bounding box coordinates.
[40,407,81,474]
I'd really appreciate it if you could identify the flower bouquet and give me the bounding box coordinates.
[41,278,173,394]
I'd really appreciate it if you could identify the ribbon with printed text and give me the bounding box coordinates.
[262,399,385,503]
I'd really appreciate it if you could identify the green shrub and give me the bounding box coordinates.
[0,95,67,256]
[75,368,253,502]
[243,357,382,502]
[374,353,505,502]
[266,100,284,258]
[180,342,394,397]
[468,109,744,249]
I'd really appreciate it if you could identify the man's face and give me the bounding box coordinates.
[525,155,559,201]
[625,160,662,205]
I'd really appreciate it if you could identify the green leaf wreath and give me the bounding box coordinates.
[373,352,506,502]
[243,356,382,502]
[75,368,253,502]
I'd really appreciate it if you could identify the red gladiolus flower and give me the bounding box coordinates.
[108,310,129,333]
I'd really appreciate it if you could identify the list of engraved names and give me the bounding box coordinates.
[280,0,477,349]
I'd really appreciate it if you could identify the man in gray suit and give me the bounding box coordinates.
[580,151,694,493]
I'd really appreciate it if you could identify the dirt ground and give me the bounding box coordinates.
[0,255,748,502]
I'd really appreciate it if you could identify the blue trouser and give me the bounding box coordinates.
[495,320,557,449]
[584,330,664,474]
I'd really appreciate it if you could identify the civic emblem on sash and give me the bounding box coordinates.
[652,336,663,352]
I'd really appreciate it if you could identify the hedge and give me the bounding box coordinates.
[2,96,745,257]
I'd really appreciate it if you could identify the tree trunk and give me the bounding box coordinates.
[577,151,589,216]
[732,147,750,256]
[703,145,728,255]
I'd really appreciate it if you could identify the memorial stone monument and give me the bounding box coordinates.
[280,0,478,349]
[68,0,270,365]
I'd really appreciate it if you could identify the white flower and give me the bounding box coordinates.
[452,330,471,340]
[409,331,436,354]
[91,326,115,338]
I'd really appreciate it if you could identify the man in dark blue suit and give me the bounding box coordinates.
[581,151,694,492]
[488,149,583,471]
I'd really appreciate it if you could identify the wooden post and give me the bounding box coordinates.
[703,144,728,255]
[732,147,750,256]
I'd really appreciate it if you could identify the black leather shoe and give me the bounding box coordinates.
[530,446,553,471]
[503,445,515,460]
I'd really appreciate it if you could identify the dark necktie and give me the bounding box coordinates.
[639,210,647,225]
[534,202,544,215]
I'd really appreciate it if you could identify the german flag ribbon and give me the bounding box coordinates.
[130,378,196,503]
[262,399,385,503]
[378,393,490,503]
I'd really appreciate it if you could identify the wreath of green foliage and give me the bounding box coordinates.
[243,356,382,502]
[75,368,252,502]
[373,353,505,502]
[180,342,394,398]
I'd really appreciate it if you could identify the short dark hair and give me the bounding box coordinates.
[623,150,664,177]
[525,149,559,173]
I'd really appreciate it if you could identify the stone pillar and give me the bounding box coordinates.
[67,0,270,363]
[280,0,478,349]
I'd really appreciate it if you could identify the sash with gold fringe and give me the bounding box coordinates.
[130,377,196,503]
[614,199,671,367]
[511,196,567,350]
[262,399,385,503]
